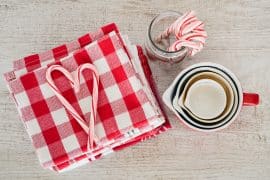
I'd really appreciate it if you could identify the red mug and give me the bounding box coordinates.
[163,62,260,132]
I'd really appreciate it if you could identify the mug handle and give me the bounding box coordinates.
[243,93,259,106]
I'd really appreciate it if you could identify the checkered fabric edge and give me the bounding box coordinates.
[4,23,119,82]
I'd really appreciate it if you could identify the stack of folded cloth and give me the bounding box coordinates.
[3,23,171,172]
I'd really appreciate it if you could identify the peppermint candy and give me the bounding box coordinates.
[157,11,207,56]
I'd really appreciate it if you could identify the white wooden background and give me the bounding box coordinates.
[0,0,270,179]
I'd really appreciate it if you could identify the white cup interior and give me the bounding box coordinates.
[176,71,235,123]
[183,79,227,120]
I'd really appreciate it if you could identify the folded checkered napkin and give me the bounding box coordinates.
[3,23,169,172]
[50,45,170,172]
[53,45,171,172]
[5,24,170,171]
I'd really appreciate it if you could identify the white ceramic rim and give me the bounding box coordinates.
[175,71,235,123]
[173,66,239,129]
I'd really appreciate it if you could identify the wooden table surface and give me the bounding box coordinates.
[0,0,269,179]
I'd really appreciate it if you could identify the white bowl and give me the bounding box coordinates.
[175,71,235,123]
[163,62,243,132]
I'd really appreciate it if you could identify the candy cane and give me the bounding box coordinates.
[46,63,99,150]
[155,11,189,42]
[156,11,207,56]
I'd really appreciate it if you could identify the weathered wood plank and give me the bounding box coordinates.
[0,0,269,179]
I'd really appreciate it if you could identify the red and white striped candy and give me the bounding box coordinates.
[157,11,207,56]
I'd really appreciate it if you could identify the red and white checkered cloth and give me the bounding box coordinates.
[4,23,171,172]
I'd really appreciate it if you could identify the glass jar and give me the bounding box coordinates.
[145,11,188,63]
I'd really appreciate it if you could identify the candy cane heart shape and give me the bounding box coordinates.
[46,63,99,150]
